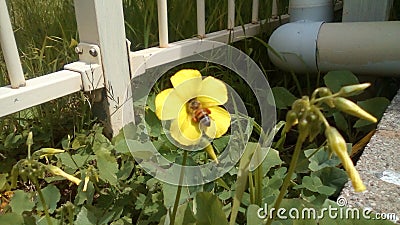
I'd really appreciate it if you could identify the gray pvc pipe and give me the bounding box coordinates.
[268,21,400,76]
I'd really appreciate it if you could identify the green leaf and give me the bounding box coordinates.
[324,71,359,93]
[162,183,191,208]
[247,204,264,225]
[93,132,114,153]
[9,190,35,214]
[110,217,132,225]
[174,202,197,225]
[57,152,95,170]
[36,184,61,213]
[354,97,390,128]
[114,139,131,154]
[96,150,118,185]
[135,193,147,210]
[333,112,348,132]
[294,176,335,196]
[305,145,351,172]
[75,206,97,225]
[37,216,58,225]
[74,179,95,205]
[272,87,297,109]
[0,212,24,225]
[195,192,228,225]
[0,173,7,190]
[145,109,162,137]
[313,167,348,196]
[262,148,283,176]
[213,135,230,153]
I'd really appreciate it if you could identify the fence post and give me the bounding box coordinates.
[157,0,169,47]
[73,0,134,136]
[228,0,235,29]
[272,0,278,18]
[196,0,206,37]
[0,0,26,88]
[252,0,259,23]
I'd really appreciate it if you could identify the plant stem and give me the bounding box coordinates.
[264,137,304,225]
[255,164,263,206]
[32,177,53,225]
[170,150,188,225]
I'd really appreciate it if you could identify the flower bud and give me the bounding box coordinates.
[338,83,371,97]
[308,109,322,142]
[33,148,65,159]
[298,119,309,142]
[283,110,298,133]
[317,87,335,107]
[325,127,366,192]
[26,131,33,146]
[333,97,377,123]
[83,176,90,192]
[292,97,310,114]
[47,165,81,185]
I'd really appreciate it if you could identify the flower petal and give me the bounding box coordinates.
[198,76,228,105]
[204,106,231,139]
[155,88,185,120]
[170,69,202,87]
[196,96,221,108]
[170,104,202,145]
[171,70,202,101]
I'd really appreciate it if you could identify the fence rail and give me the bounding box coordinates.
[0,0,341,136]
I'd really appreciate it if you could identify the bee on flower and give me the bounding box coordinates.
[154,69,231,161]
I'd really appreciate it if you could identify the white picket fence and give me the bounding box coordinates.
[0,0,344,136]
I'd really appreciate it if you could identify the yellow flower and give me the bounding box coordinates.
[155,69,231,146]
[325,127,366,192]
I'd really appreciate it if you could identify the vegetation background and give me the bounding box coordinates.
[0,0,399,224]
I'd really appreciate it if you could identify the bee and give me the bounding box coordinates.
[188,98,212,127]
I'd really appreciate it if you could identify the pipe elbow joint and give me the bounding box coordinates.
[268,21,324,74]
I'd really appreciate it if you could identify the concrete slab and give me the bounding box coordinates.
[340,89,400,224]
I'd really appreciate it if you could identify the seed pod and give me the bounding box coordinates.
[333,97,377,123]
[325,126,366,192]
[338,83,371,97]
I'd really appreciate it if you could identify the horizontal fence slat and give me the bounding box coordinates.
[129,16,290,76]
[0,70,82,117]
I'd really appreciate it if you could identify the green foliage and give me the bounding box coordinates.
[324,71,359,93]
[272,87,298,110]
[195,192,228,225]
[9,190,35,214]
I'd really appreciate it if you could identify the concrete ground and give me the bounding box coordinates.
[340,89,400,224]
